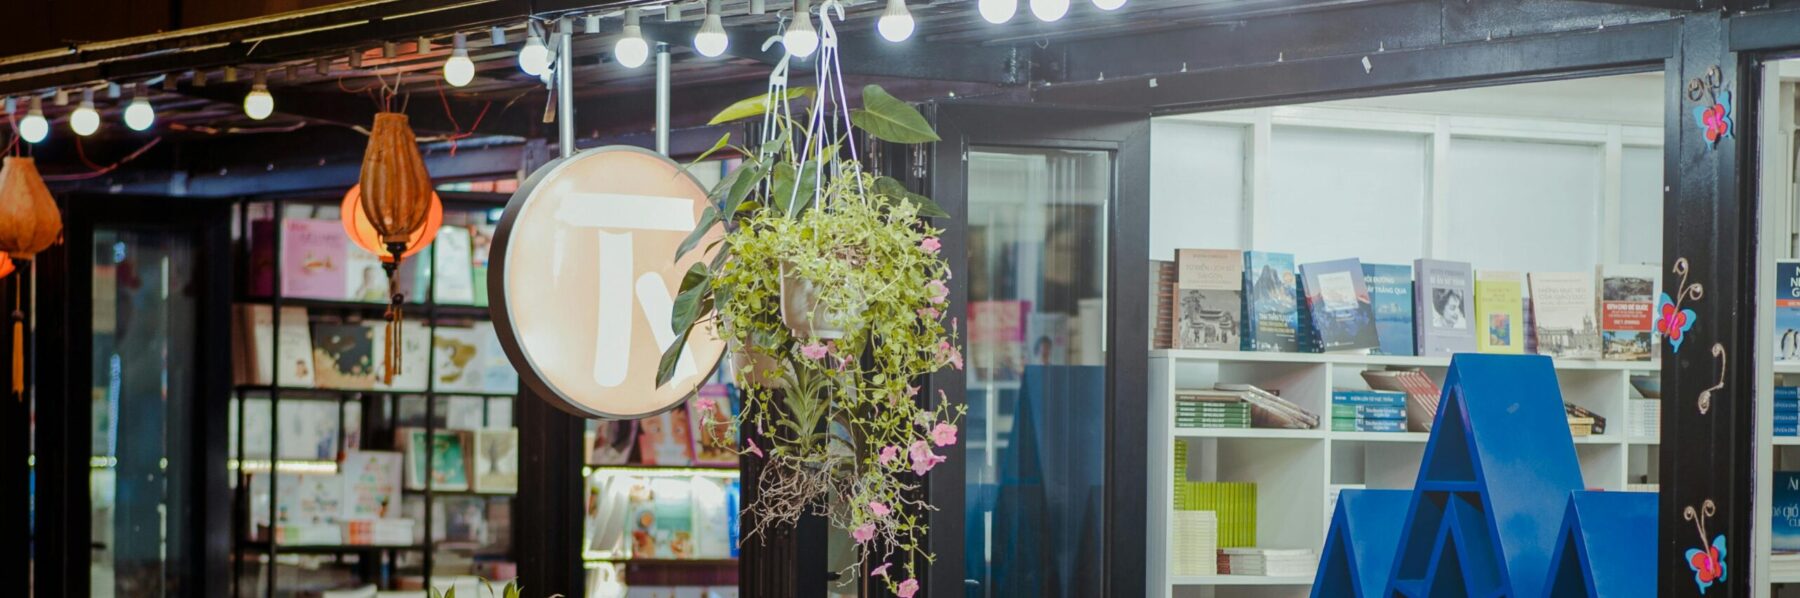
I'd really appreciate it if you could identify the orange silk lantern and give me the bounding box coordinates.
[0,253,13,279]
[358,112,436,384]
[341,184,444,260]
[0,157,60,399]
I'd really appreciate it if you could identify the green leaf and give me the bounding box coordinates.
[505,584,520,598]
[724,161,765,216]
[444,588,456,598]
[875,176,949,218]
[691,132,732,165]
[850,85,940,144]
[656,328,694,387]
[771,161,821,217]
[671,264,712,334]
[674,206,719,262]
[709,87,815,125]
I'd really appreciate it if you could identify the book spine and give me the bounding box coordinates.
[1779,387,1800,401]
[1779,412,1800,425]
[1778,399,1799,414]
[1331,418,1408,432]
[1331,404,1407,419]
[1330,391,1408,406]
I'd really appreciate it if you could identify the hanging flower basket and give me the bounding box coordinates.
[780,260,863,340]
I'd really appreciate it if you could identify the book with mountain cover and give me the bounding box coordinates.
[1241,251,1299,352]
[1413,259,1475,356]
[1475,270,1525,354]
[1175,249,1243,351]
[1528,272,1601,359]
[1361,263,1415,356]
[1298,258,1380,352]
[1598,264,1657,361]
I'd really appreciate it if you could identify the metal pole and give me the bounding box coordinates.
[655,42,671,155]
[557,18,575,159]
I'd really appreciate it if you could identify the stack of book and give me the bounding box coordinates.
[1175,391,1252,429]
[1212,383,1320,429]
[1782,387,1800,437]
[1564,403,1606,437]
[1360,369,1441,432]
[1175,480,1257,548]
[1218,547,1318,577]
[1626,399,1660,439]
[1331,390,1407,433]
[1170,510,1219,576]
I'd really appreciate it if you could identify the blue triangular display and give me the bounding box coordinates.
[1311,489,1410,598]
[1540,491,1657,597]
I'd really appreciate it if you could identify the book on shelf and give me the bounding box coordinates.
[471,428,520,494]
[470,223,496,308]
[433,224,477,305]
[969,300,1029,383]
[1298,258,1380,352]
[1242,251,1300,353]
[1172,477,1256,549]
[281,218,350,300]
[1332,418,1407,433]
[1212,383,1320,430]
[431,321,520,394]
[1780,260,1800,364]
[630,477,697,559]
[638,405,696,466]
[1362,263,1415,356]
[340,450,404,520]
[588,420,639,466]
[235,304,316,387]
[344,234,389,303]
[1777,472,1800,551]
[1174,249,1243,351]
[1219,547,1319,577]
[1598,264,1657,361]
[399,427,471,492]
[1331,404,1407,419]
[312,321,379,390]
[374,319,432,392]
[688,384,738,466]
[1359,369,1441,433]
[1563,402,1606,435]
[1625,399,1661,439]
[1475,270,1525,354]
[1528,271,1601,359]
[691,475,735,559]
[1413,259,1476,356]
[1329,389,1406,406]
[1151,259,1176,349]
[1630,375,1660,399]
[1170,510,1219,576]
[248,472,346,545]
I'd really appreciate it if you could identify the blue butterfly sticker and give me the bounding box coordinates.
[1686,533,1727,594]
[1658,292,1696,354]
[1694,89,1734,149]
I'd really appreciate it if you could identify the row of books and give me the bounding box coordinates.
[1332,390,1407,433]
[586,385,737,468]
[230,396,510,462]
[1174,384,1320,430]
[233,304,518,394]
[1173,443,1257,548]
[1775,472,1800,551]
[1153,250,1659,361]
[1625,400,1660,438]
[1216,547,1318,577]
[585,472,739,561]
[1781,387,1799,437]
[257,218,493,306]
[397,427,519,493]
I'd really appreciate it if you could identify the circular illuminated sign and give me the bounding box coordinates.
[489,146,726,419]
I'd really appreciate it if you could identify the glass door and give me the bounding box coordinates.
[926,104,1150,597]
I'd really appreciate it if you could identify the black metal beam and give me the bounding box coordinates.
[636,23,1027,85]
[1570,0,1707,9]
[1727,6,1800,51]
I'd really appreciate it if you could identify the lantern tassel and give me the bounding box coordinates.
[11,275,21,400]
[382,246,406,385]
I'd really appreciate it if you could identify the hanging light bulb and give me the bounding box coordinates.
[1030,0,1069,21]
[18,97,47,144]
[979,0,1017,24]
[444,32,476,87]
[694,0,729,57]
[70,89,100,136]
[243,71,274,120]
[518,24,551,76]
[784,0,819,58]
[615,8,651,68]
[878,0,915,42]
[1092,0,1126,10]
[123,86,155,131]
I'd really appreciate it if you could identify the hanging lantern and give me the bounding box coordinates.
[0,253,14,280]
[341,184,444,260]
[357,113,435,384]
[0,157,62,400]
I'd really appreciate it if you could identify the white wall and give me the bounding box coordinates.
[1149,121,1244,261]
[1266,126,1428,265]
[1443,137,1602,273]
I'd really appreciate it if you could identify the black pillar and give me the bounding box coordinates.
[514,389,586,596]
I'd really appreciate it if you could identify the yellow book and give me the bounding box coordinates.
[1475,270,1525,354]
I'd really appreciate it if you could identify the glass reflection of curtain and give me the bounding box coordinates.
[982,366,1105,597]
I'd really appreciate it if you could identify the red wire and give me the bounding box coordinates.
[435,79,492,156]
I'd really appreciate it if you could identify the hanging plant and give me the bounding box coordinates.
[658,12,960,593]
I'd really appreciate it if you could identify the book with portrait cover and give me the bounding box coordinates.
[1475,270,1526,354]
[1528,272,1601,359]
[637,406,695,466]
[1413,259,1475,356]
[1597,264,1657,361]
[1174,249,1243,351]
[1778,261,1800,364]
[1361,263,1415,356]
[1241,251,1299,352]
[1298,258,1379,352]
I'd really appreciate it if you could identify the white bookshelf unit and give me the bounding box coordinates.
[1145,350,1659,598]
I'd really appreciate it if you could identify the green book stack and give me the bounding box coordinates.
[1176,390,1251,429]
[1172,441,1257,547]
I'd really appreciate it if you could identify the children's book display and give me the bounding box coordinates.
[233,310,518,394]
[260,218,494,307]
[585,472,740,561]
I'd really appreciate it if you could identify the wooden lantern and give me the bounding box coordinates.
[357,113,435,383]
[341,184,444,260]
[0,157,61,399]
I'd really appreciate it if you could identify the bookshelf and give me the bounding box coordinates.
[1146,351,1659,597]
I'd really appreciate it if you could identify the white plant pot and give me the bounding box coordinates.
[780,262,859,340]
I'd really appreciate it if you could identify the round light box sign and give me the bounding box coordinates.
[489,146,725,419]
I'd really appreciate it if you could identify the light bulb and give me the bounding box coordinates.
[124,94,154,131]
[784,13,819,57]
[70,90,99,136]
[1030,0,1069,21]
[518,27,550,76]
[979,0,1017,24]
[878,0,914,42]
[615,9,650,68]
[244,78,274,121]
[694,14,729,57]
[19,98,47,144]
[444,32,475,87]
[1092,0,1125,10]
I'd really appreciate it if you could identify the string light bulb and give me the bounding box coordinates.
[444,32,475,86]
[19,97,47,144]
[70,89,100,136]
[243,71,274,120]
[877,0,915,42]
[694,0,729,57]
[1030,0,1069,21]
[124,86,155,131]
[978,0,1017,24]
[615,8,651,68]
[784,0,819,58]
[518,24,551,76]
[1092,0,1126,10]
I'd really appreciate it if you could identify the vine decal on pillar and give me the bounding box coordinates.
[1658,258,1702,354]
[1683,499,1727,594]
[1697,343,1725,415]
[1688,66,1734,149]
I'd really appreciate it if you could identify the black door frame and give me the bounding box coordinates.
[33,195,234,597]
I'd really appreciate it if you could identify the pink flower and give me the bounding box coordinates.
[879,445,901,466]
[746,438,764,458]
[916,307,940,320]
[871,563,892,578]
[801,342,830,360]
[909,440,947,475]
[931,422,959,447]
[919,237,941,254]
[693,397,716,415]
[869,501,892,517]
[925,280,949,304]
[906,385,921,398]
[937,341,964,370]
[852,523,876,543]
[896,578,919,598]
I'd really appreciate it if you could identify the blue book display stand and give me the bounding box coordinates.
[1313,489,1410,597]
[1542,491,1657,598]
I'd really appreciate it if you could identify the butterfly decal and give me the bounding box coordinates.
[1659,292,1696,353]
[1686,534,1727,593]
[1693,90,1733,148]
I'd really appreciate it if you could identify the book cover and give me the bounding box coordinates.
[442,496,489,546]
[472,428,520,494]
[432,322,520,394]
[340,450,404,520]
[433,225,476,305]
[1151,260,1176,349]
[401,428,470,491]
[1413,259,1476,356]
[1779,261,1800,363]
[278,399,342,460]
[372,320,431,392]
[1474,270,1525,354]
[471,224,495,308]
[1777,472,1800,550]
[588,420,638,466]
[691,476,733,559]
[1174,249,1243,350]
[1528,271,1601,359]
[688,385,737,467]
[1361,263,1415,356]
[243,305,316,387]
[1361,369,1441,433]
[250,219,276,296]
[1330,404,1407,419]
[1298,258,1380,352]
[1598,264,1658,361]
[281,218,350,300]
[637,406,695,466]
[344,243,389,303]
[1241,251,1299,352]
[588,473,638,558]
[1331,418,1408,432]
[312,322,378,390]
[969,300,1029,383]
[1329,390,1408,406]
[629,477,696,559]
[1024,313,1071,367]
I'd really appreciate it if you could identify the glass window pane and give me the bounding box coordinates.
[965,147,1110,597]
